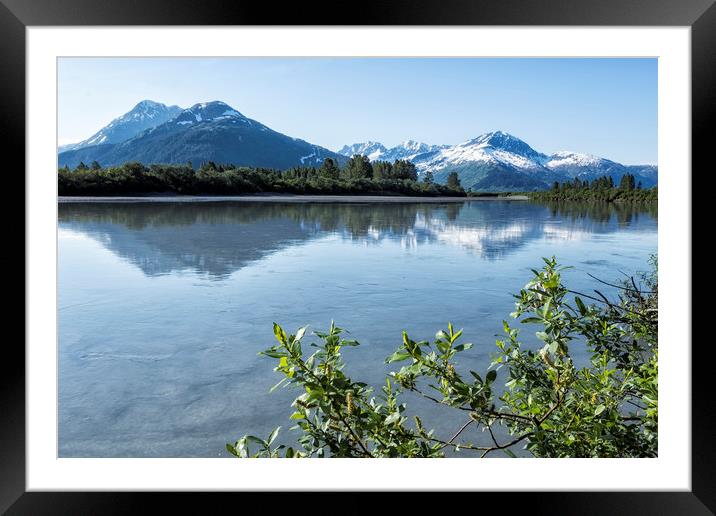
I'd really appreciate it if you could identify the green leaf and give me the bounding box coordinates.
[594,404,606,416]
[273,323,287,345]
[295,325,307,342]
[520,317,543,324]
[436,340,450,354]
[268,426,281,445]
[269,377,289,393]
[470,371,483,383]
[575,296,587,315]
[386,351,412,363]
[486,370,497,383]
[385,412,401,425]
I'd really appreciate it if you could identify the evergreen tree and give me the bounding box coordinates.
[75,161,89,171]
[446,171,461,190]
[423,170,434,184]
[372,161,392,180]
[90,160,102,170]
[344,155,373,179]
[319,158,340,179]
[619,173,636,191]
[392,160,418,181]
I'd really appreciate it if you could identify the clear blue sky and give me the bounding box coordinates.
[58,57,657,164]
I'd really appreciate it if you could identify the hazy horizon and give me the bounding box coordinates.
[58,57,657,165]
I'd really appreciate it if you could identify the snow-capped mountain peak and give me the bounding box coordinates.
[337,140,447,162]
[172,101,249,126]
[464,131,544,160]
[546,151,612,168]
[336,141,387,161]
[59,100,183,152]
[58,99,348,170]
[416,131,548,176]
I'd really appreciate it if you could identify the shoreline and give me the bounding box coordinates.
[58,194,529,203]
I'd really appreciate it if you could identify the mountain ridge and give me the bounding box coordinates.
[59,101,657,191]
[59,100,183,153]
[338,131,657,191]
[58,100,346,170]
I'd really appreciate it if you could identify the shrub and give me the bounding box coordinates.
[228,257,658,458]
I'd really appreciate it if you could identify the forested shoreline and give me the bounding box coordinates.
[529,174,658,203]
[58,158,658,203]
[58,158,467,197]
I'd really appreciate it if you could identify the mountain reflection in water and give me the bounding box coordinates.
[59,200,657,279]
[58,200,656,457]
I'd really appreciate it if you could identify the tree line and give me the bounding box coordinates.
[531,174,657,202]
[58,157,466,197]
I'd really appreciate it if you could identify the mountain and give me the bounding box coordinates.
[340,131,657,191]
[337,142,387,161]
[337,140,447,163]
[59,100,183,153]
[58,101,347,170]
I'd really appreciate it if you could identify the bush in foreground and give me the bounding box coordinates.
[228,257,657,458]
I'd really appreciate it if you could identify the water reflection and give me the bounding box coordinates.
[58,199,657,457]
[59,200,657,278]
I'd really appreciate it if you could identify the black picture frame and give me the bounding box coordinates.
[5,0,711,512]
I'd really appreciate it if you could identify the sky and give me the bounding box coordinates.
[58,57,657,164]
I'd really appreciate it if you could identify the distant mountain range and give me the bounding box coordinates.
[337,141,448,163]
[59,101,657,191]
[337,131,657,191]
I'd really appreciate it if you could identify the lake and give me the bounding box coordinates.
[58,199,657,457]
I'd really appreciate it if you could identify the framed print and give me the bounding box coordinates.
[6,0,713,512]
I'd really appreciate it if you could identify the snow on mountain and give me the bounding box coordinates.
[58,100,346,170]
[416,131,548,174]
[337,140,447,163]
[338,131,657,191]
[169,101,254,127]
[545,151,624,176]
[337,141,387,161]
[546,151,607,168]
[382,140,449,162]
[59,100,183,152]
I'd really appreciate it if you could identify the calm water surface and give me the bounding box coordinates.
[58,200,657,457]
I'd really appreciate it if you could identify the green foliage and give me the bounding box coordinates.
[372,161,392,180]
[343,154,374,179]
[318,158,340,179]
[446,171,461,190]
[58,160,466,197]
[230,257,658,458]
[531,174,657,203]
[392,160,418,181]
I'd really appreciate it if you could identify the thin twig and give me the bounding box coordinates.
[439,419,474,450]
[586,272,655,294]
